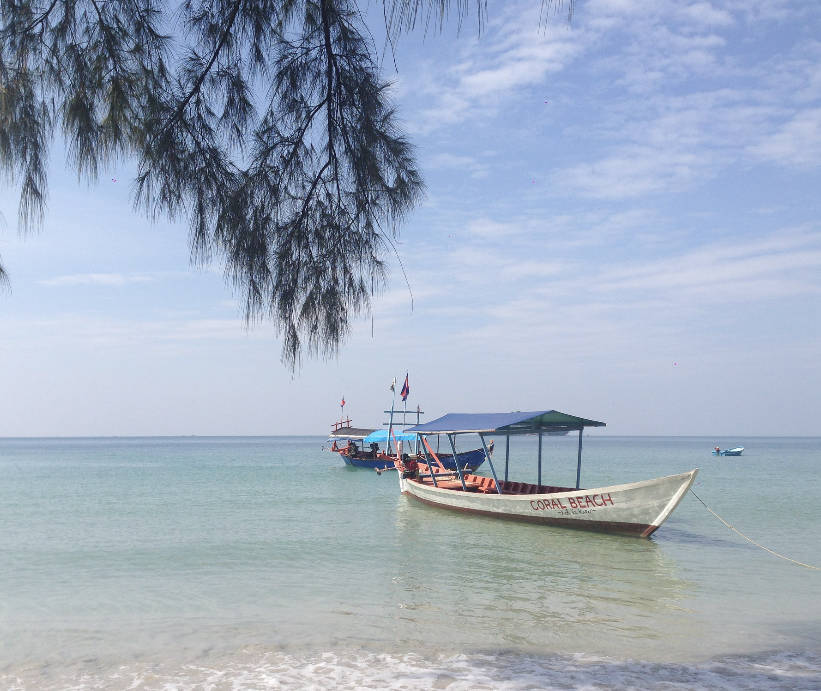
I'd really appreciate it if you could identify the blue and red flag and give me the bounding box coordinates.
[400,373,410,401]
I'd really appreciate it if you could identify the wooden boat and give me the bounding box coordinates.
[328,419,489,471]
[712,446,744,456]
[389,410,697,538]
[331,437,489,471]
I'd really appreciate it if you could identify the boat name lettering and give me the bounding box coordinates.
[530,493,614,512]
[530,498,567,511]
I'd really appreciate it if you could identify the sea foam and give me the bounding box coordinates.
[3,649,820,690]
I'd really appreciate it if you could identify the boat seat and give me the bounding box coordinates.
[434,479,479,491]
[477,477,496,493]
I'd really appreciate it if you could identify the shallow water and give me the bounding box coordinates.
[1,435,819,688]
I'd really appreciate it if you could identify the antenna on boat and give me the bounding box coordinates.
[387,377,397,455]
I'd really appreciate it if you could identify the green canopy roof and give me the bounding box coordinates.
[406,410,605,435]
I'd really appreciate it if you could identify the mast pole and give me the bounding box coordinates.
[576,428,584,489]
[447,434,468,492]
[505,435,510,482]
[419,434,439,487]
[387,381,396,455]
[537,432,543,486]
[415,405,421,455]
[479,434,503,494]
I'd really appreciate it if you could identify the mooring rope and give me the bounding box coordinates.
[689,489,819,570]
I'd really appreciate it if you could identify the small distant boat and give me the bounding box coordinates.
[712,446,744,456]
[384,409,697,538]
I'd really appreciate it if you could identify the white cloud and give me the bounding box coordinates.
[580,228,821,304]
[725,0,792,23]
[409,6,584,132]
[0,315,263,349]
[555,147,702,199]
[678,2,734,27]
[499,259,566,280]
[750,108,821,168]
[426,152,490,179]
[794,60,821,104]
[590,0,784,25]
[457,38,577,97]
[405,1,819,202]
[405,224,821,327]
[39,273,155,287]
[400,226,821,379]
[464,217,523,239]
[549,53,820,198]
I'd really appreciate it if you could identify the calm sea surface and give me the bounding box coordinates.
[0,435,819,689]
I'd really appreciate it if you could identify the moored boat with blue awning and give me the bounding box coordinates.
[327,414,490,471]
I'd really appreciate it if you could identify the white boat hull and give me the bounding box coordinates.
[399,469,698,537]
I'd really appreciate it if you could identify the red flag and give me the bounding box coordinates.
[400,373,409,401]
[341,396,345,408]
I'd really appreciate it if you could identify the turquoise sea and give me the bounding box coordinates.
[1,435,819,689]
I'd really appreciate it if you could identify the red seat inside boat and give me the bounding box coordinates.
[476,477,496,492]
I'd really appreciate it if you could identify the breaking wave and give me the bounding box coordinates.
[4,649,820,690]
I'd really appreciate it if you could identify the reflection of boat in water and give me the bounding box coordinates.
[712,446,744,456]
[389,409,697,538]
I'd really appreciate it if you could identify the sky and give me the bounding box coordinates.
[1,0,820,437]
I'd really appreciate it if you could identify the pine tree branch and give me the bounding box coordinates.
[298,157,332,230]
[320,0,343,208]
[10,0,60,36]
[155,0,243,139]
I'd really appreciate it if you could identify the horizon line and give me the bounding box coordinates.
[1,434,818,440]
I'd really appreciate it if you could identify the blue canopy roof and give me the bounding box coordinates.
[406,410,605,435]
[362,429,417,444]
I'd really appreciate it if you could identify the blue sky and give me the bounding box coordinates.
[1,0,820,436]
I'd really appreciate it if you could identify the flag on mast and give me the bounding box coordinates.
[400,373,410,401]
[340,396,345,408]
[389,377,396,392]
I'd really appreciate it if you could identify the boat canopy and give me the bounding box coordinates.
[328,426,375,440]
[363,429,417,444]
[406,410,605,436]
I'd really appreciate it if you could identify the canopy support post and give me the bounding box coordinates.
[538,432,543,487]
[576,428,584,489]
[504,435,510,482]
[419,434,438,487]
[447,434,468,492]
[479,434,503,494]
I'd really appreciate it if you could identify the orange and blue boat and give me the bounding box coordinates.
[328,418,490,471]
